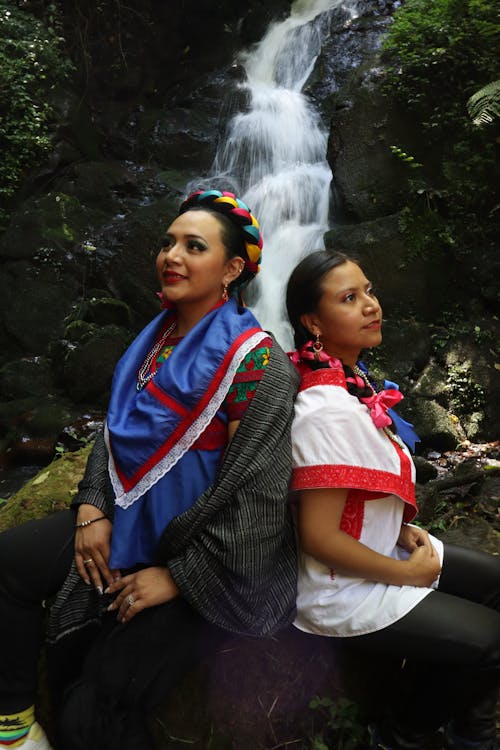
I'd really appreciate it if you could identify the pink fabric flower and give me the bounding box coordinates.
[359,389,403,429]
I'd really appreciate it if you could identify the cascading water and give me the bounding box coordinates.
[190,0,359,348]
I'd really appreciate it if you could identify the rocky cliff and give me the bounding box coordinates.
[1,0,498,471]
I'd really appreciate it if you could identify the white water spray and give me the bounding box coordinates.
[193,0,359,348]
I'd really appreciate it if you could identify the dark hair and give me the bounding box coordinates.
[286,249,354,349]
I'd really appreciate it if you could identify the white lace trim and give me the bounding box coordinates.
[107,330,269,510]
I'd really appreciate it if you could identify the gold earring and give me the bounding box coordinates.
[312,331,323,358]
[222,283,229,302]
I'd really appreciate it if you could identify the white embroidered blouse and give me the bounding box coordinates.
[290,366,443,638]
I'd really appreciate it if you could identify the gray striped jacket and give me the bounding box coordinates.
[47,337,299,643]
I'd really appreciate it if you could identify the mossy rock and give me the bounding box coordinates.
[0,356,55,399]
[404,397,462,452]
[59,324,134,403]
[0,192,108,261]
[65,297,132,328]
[413,361,449,402]
[0,260,79,355]
[0,444,92,532]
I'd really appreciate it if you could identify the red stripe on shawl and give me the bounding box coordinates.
[145,382,190,416]
[117,327,261,491]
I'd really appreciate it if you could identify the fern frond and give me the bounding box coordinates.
[467,80,500,126]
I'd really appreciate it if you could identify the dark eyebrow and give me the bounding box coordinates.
[160,232,207,243]
[337,280,373,295]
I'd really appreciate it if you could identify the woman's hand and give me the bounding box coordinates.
[397,523,434,554]
[397,525,441,587]
[105,566,179,623]
[74,504,118,593]
[404,545,442,587]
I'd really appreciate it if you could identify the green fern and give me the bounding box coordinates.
[467,80,500,126]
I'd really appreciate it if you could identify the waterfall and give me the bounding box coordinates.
[190,0,359,349]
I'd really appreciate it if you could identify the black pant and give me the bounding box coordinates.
[58,597,226,750]
[0,511,226,750]
[346,544,500,742]
[0,511,75,712]
[1,514,499,747]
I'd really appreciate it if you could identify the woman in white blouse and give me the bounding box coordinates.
[286,249,500,750]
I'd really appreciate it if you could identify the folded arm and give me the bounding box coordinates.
[298,487,441,588]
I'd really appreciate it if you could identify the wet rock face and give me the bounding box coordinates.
[0,2,295,461]
[57,0,294,105]
[0,0,498,460]
[305,6,413,218]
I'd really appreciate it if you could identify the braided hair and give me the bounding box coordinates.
[178,190,263,303]
[286,249,374,400]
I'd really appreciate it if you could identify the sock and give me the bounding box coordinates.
[0,706,35,747]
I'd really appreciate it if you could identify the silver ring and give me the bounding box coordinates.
[127,594,135,607]
[83,558,93,565]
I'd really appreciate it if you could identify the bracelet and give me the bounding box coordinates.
[75,516,107,529]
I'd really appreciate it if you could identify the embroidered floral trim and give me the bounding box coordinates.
[298,367,346,392]
[291,463,416,515]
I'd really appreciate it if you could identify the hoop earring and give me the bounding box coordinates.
[222,283,229,302]
[312,332,323,359]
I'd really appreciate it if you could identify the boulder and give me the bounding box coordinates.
[413,361,449,403]
[0,260,79,356]
[52,324,134,404]
[65,297,132,329]
[0,357,55,400]
[444,337,500,442]
[0,396,76,464]
[404,397,462,452]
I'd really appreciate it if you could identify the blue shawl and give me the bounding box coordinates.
[105,299,268,568]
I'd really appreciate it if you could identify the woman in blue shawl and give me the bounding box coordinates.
[0,190,298,750]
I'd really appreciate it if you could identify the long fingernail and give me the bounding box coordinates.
[96,586,103,596]
[104,586,111,595]
[107,603,116,611]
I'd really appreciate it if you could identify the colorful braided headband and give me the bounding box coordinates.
[179,189,263,275]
